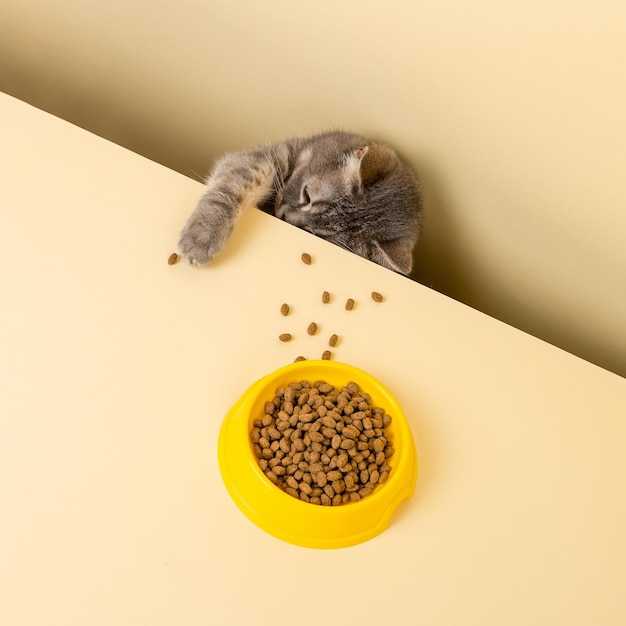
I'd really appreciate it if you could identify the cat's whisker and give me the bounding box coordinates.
[186,168,206,183]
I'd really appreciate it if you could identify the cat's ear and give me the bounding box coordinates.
[346,145,395,188]
[371,238,414,275]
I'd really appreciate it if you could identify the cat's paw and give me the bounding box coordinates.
[178,211,231,266]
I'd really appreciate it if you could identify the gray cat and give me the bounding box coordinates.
[178,131,422,274]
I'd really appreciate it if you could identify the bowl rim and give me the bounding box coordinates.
[218,360,418,549]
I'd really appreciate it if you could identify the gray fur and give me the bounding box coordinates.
[178,131,422,274]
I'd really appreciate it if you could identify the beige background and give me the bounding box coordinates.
[1,0,625,376]
[2,91,625,625]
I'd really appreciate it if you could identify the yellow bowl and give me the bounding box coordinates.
[218,360,418,549]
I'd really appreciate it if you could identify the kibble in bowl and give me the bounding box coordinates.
[218,360,418,549]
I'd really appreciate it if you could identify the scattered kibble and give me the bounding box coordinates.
[167,252,179,265]
[250,380,394,505]
[274,259,386,362]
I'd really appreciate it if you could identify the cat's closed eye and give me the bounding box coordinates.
[301,185,311,207]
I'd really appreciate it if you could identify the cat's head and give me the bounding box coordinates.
[275,133,422,275]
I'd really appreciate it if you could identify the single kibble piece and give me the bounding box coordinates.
[294,356,306,362]
[280,303,290,316]
[322,350,331,360]
[279,333,292,342]
[307,322,318,336]
[371,291,384,303]
[301,252,312,265]
[328,334,339,347]
[322,291,331,304]
[167,252,178,265]
[345,298,355,311]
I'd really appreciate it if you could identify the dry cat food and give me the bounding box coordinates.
[167,252,179,265]
[275,254,387,361]
[250,380,394,505]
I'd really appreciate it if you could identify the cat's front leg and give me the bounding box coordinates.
[178,145,288,266]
